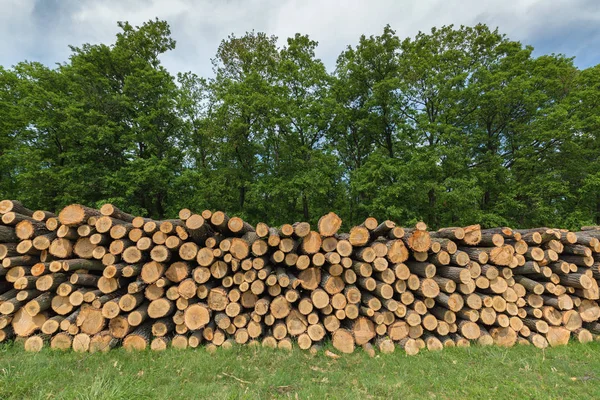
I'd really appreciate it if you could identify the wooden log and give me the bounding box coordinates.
[75,305,105,335]
[300,231,322,255]
[559,273,593,290]
[48,238,73,259]
[109,223,133,240]
[89,330,119,353]
[44,218,59,231]
[123,323,152,351]
[402,229,431,252]
[32,273,65,292]
[318,212,342,237]
[351,316,376,345]
[227,216,255,236]
[23,292,52,316]
[370,220,395,238]
[31,210,55,222]
[431,227,465,241]
[58,205,101,226]
[578,300,600,322]
[399,337,420,355]
[0,242,19,259]
[100,204,134,222]
[140,261,165,284]
[489,326,517,347]
[332,328,355,353]
[381,240,407,264]
[1,212,37,227]
[436,293,464,312]
[437,266,471,284]
[573,327,593,343]
[23,334,50,353]
[123,264,142,279]
[15,219,47,241]
[0,226,18,243]
[561,255,593,267]
[348,226,370,247]
[2,255,37,270]
[14,241,39,257]
[518,230,542,245]
[148,298,175,319]
[546,326,570,347]
[12,308,46,337]
[479,230,507,247]
[97,276,126,294]
[487,245,513,266]
[0,200,34,216]
[49,332,72,350]
[460,224,481,245]
[94,216,123,234]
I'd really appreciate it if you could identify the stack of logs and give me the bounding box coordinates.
[1,199,600,355]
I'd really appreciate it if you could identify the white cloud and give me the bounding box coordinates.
[1,0,598,75]
[1,0,36,63]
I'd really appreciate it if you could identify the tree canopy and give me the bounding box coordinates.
[1,19,597,229]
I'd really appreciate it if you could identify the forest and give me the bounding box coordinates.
[0,19,599,229]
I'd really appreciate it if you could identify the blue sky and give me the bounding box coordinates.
[1,0,599,76]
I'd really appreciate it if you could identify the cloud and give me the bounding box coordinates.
[1,0,599,76]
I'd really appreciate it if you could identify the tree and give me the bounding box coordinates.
[562,65,600,225]
[209,31,279,217]
[331,25,407,223]
[0,21,597,229]
[0,67,26,200]
[8,61,96,210]
[490,54,578,227]
[95,19,182,218]
[347,25,497,226]
[265,34,342,223]
[3,19,182,217]
[346,24,581,228]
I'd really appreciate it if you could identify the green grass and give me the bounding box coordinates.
[1,342,600,399]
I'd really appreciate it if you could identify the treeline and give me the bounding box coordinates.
[0,19,599,229]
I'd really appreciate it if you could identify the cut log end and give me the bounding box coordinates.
[318,212,342,237]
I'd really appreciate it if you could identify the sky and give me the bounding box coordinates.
[1,0,599,77]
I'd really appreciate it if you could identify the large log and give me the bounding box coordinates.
[318,212,342,237]
[58,205,101,227]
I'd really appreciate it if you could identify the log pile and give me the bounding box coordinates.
[1,199,600,355]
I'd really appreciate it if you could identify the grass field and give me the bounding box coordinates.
[1,342,600,399]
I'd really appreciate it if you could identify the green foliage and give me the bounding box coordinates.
[0,20,598,228]
[1,19,182,217]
